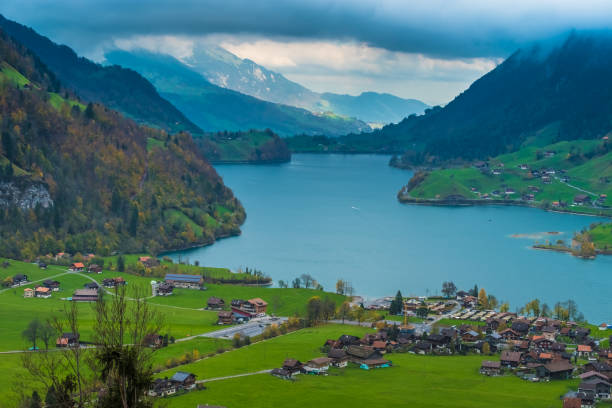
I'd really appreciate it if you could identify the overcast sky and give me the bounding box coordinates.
[2,0,611,104]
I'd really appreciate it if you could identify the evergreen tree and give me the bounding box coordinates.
[29,391,42,408]
[128,206,139,236]
[117,255,125,272]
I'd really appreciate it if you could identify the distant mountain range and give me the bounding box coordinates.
[0,14,201,135]
[181,44,429,124]
[105,50,371,136]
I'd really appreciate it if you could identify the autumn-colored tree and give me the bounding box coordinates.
[478,288,488,308]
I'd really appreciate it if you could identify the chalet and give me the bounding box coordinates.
[217,311,233,325]
[480,360,502,376]
[170,371,196,390]
[575,327,591,340]
[372,340,388,352]
[152,282,173,296]
[35,287,52,298]
[304,357,331,375]
[499,328,520,341]
[346,345,380,362]
[282,358,304,375]
[327,349,349,368]
[338,335,362,347]
[143,333,164,348]
[414,341,433,354]
[580,371,610,382]
[427,334,450,348]
[43,280,60,291]
[87,264,102,274]
[500,351,522,367]
[528,186,541,192]
[461,330,479,343]
[72,288,99,302]
[38,262,47,269]
[164,273,203,289]
[360,358,391,370]
[511,321,530,335]
[551,343,566,353]
[533,337,553,350]
[271,368,292,380]
[70,263,85,272]
[148,378,176,397]
[23,288,34,298]
[584,362,612,379]
[84,282,99,289]
[536,360,574,380]
[103,277,126,288]
[231,298,268,318]
[578,345,594,359]
[56,332,79,347]
[12,274,28,286]
[579,378,611,399]
[207,296,225,310]
[139,256,160,268]
[247,298,268,315]
[574,194,590,206]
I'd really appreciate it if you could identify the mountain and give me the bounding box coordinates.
[385,33,612,167]
[184,44,429,124]
[0,27,244,259]
[105,50,371,136]
[0,14,201,134]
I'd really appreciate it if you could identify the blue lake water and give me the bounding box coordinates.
[169,154,612,323]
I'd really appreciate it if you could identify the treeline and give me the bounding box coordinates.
[0,29,244,260]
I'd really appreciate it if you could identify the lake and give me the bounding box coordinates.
[169,154,612,323]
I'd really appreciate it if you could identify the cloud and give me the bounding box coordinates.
[3,0,612,60]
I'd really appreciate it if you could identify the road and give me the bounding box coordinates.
[196,369,272,384]
[182,316,288,341]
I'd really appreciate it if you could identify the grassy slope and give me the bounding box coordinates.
[159,329,575,408]
[407,139,612,215]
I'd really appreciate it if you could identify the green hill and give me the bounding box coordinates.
[0,14,201,134]
[0,27,244,259]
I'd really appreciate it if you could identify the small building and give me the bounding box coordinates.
[87,264,103,274]
[72,288,99,302]
[500,351,522,368]
[139,256,161,268]
[270,368,293,380]
[170,371,196,390]
[164,274,203,289]
[536,360,574,380]
[578,344,594,358]
[56,332,79,347]
[282,358,304,375]
[148,378,176,397]
[207,296,225,310]
[103,277,126,288]
[143,333,164,348]
[360,358,391,370]
[43,280,60,291]
[574,194,590,206]
[480,360,502,376]
[327,348,349,368]
[23,288,34,298]
[562,397,581,408]
[217,311,233,325]
[304,357,332,375]
[12,274,28,286]
[70,263,85,272]
[579,378,611,399]
[151,281,173,296]
[35,287,52,298]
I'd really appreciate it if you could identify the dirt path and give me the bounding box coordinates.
[196,369,272,384]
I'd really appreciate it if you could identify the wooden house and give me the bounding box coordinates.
[304,357,331,375]
[480,360,502,376]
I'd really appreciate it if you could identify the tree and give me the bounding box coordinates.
[39,322,56,350]
[337,301,351,324]
[300,274,314,289]
[469,284,479,297]
[541,303,551,318]
[2,131,15,162]
[29,391,42,408]
[22,319,42,350]
[487,295,498,310]
[565,300,578,321]
[335,279,345,295]
[442,281,457,298]
[482,342,491,355]
[500,302,510,313]
[478,288,487,309]
[128,205,139,236]
[117,255,125,272]
[389,290,403,315]
[416,306,428,319]
[351,305,365,324]
[291,278,301,289]
[278,280,288,288]
[306,296,322,326]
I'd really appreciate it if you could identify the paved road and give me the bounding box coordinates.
[182,316,288,341]
[196,369,272,384]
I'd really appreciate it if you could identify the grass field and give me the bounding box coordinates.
[158,332,576,408]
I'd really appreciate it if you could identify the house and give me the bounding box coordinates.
[579,378,611,399]
[578,345,594,358]
[270,368,293,380]
[580,371,610,382]
[282,358,304,375]
[346,345,380,362]
[462,330,479,343]
[360,358,391,370]
[337,334,361,347]
[499,328,520,340]
[327,349,349,368]
[148,378,176,397]
[511,321,530,335]
[231,298,268,317]
[151,282,173,296]
[43,280,60,291]
[500,351,522,367]
[473,161,488,170]
[247,298,268,315]
[562,397,582,408]
[480,360,502,376]
[533,337,553,350]
[207,296,225,310]
[536,360,574,380]
[38,262,47,269]
[23,288,34,298]
[170,371,196,390]
[70,263,85,272]
[139,256,160,268]
[217,311,233,325]
[12,274,28,286]
[304,357,332,375]
[574,194,590,206]
[72,288,99,302]
[56,332,79,347]
[143,333,164,348]
[87,264,103,274]
[164,273,203,289]
[372,340,388,352]
[35,287,52,298]
[103,277,126,288]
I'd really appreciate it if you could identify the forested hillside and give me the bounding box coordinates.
[0,28,244,259]
[0,14,201,134]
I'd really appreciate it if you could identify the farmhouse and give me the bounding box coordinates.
[70,262,85,272]
[574,194,590,206]
[360,358,391,370]
[207,296,225,310]
[139,256,160,268]
[170,371,197,390]
[87,264,102,274]
[500,351,522,367]
[12,274,28,286]
[56,332,79,347]
[480,360,502,376]
[164,273,203,289]
[536,360,574,380]
[282,358,304,375]
[43,280,60,291]
[217,311,233,325]
[72,288,99,302]
[304,357,332,375]
[23,288,33,298]
[327,349,349,367]
[35,286,51,298]
[578,378,611,399]
[148,378,176,397]
[103,277,126,288]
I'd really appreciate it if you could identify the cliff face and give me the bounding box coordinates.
[0,180,53,209]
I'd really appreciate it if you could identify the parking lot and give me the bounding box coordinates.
[202,316,288,339]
